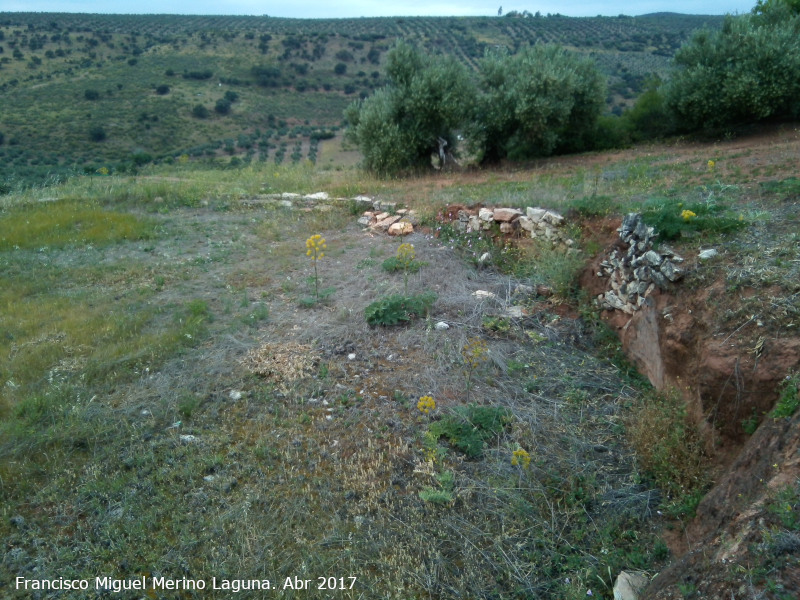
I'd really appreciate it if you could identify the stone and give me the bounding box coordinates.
[499,222,514,234]
[279,200,294,208]
[699,248,718,260]
[373,215,401,231]
[603,291,627,311]
[304,191,329,200]
[357,215,373,227]
[504,305,525,318]
[541,210,564,226]
[434,321,450,330]
[527,207,547,222]
[229,390,242,400]
[473,290,498,301]
[650,270,669,289]
[179,434,198,443]
[612,571,649,600]
[478,207,494,221]
[387,221,413,236]
[641,250,663,267]
[468,215,482,232]
[478,252,491,264]
[660,260,683,282]
[281,192,301,199]
[518,216,534,232]
[493,207,523,222]
[619,213,642,238]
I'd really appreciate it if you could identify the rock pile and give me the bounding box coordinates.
[596,213,684,314]
[443,205,578,252]
[357,208,419,236]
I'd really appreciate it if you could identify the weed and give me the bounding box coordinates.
[305,233,326,301]
[428,403,511,458]
[771,372,799,419]
[364,292,436,326]
[628,389,709,517]
[419,470,455,505]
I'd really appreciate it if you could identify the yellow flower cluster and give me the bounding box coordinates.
[707,159,716,171]
[96,166,110,175]
[397,243,415,265]
[681,209,697,222]
[462,337,489,370]
[306,234,326,261]
[511,448,531,469]
[417,395,436,414]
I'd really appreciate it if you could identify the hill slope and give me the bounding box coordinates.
[0,12,724,186]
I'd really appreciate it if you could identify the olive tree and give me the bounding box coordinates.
[666,2,800,131]
[345,42,473,175]
[469,45,605,163]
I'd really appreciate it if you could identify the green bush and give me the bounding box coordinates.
[364,292,436,326]
[469,45,605,163]
[641,198,747,242]
[772,373,799,419]
[666,6,800,131]
[345,41,473,174]
[428,404,511,458]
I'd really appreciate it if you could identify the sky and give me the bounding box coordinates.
[0,1,757,19]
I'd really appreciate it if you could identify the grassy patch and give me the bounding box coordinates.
[0,199,154,249]
[364,292,436,326]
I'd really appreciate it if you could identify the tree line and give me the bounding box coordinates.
[345,0,800,175]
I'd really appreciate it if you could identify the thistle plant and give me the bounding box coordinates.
[305,234,326,300]
[397,243,415,294]
[461,337,489,403]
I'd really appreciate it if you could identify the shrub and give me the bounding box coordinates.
[192,104,209,119]
[84,88,100,100]
[214,98,232,115]
[666,8,800,131]
[334,62,347,75]
[155,84,170,95]
[88,125,106,142]
[428,404,511,458]
[364,292,436,326]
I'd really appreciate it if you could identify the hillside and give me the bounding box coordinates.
[0,12,724,186]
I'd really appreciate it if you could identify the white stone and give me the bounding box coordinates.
[304,191,329,200]
[542,210,565,226]
[179,434,197,443]
[281,192,301,199]
[348,353,356,360]
[518,216,534,231]
[613,571,649,600]
[479,207,494,222]
[527,207,547,222]
[229,390,242,400]
[434,321,450,330]
[699,248,718,260]
[473,290,498,300]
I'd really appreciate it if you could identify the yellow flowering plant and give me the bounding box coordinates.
[417,395,436,414]
[681,209,697,222]
[397,243,415,294]
[305,234,326,300]
[511,448,531,469]
[462,337,489,402]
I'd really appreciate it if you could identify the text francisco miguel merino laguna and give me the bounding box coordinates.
[15,575,357,593]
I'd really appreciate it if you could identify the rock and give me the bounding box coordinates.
[179,434,197,443]
[347,353,356,360]
[279,200,293,208]
[660,260,683,282]
[229,390,242,400]
[493,207,523,222]
[603,291,627,311]
[612,571,649,600]
[357,215,373,227]
[518,216,534,231]
[473,290,498,301]
[304,191,329,200]
[699,248,719,260]
[641,250,663,267]
[281,192,301,199]
[478,252,491,264]
[434,321,450,330]
[478,207,494,222]
[527,207,547,222]
[373,215,401,231]
[499,222,515,234]
[387,221,413,236]
[541,210,565,226]
[468,215,482,232]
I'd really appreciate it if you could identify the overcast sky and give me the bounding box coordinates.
[1,1,756,19]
